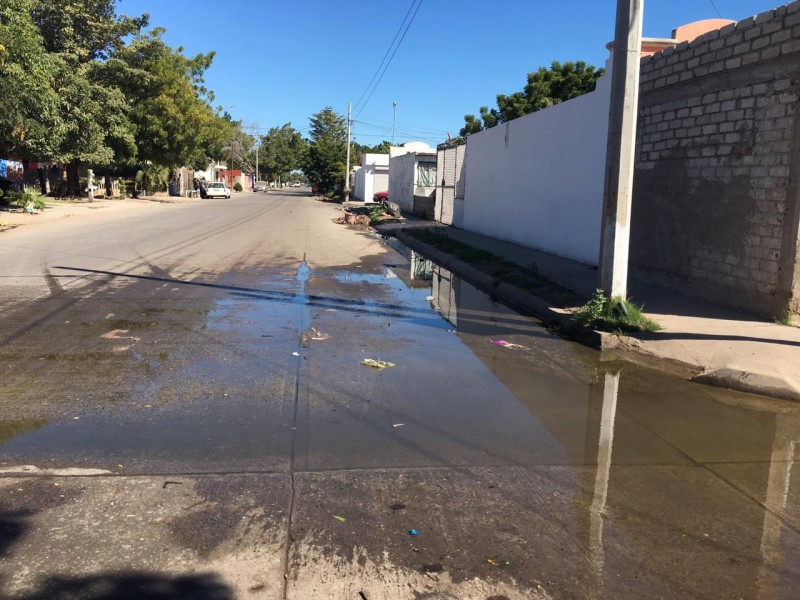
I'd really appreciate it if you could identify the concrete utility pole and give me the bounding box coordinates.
[87,168,94,202]
[392,101,397,145]
[344,101,352,202]
[598,0,644,298]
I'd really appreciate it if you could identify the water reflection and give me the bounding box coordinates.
[423,260,800,597]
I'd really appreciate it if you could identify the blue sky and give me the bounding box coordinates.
[117,0,784,146]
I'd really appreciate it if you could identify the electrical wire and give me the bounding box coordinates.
[353,118,446,137]
[709,0,722,18]
[351,0,420,115]
[352,0,425,119]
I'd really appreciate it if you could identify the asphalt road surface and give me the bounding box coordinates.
[0,190,798,599]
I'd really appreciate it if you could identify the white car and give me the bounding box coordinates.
[204,182,230,199]
[291,182,302,187]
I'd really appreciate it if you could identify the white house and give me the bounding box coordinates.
[353,153,389,203]
[388,142,437,217]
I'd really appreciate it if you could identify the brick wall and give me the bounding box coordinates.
[631,1,800,317]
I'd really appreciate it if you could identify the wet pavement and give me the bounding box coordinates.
[0,194,798,598]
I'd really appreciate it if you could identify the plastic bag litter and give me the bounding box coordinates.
[490,339,528,351]
[361,359,395,369]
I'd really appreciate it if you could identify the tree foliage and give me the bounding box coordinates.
[108,28,224,171]
[0,0,232,196]
[259,123,307,183]
[224,122,256,176]
[302,107,347,198]
[459,61,605,137]
[0,0,64,162]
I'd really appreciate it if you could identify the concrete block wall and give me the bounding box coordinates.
[631,1,800,317]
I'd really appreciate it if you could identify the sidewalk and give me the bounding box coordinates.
[0,195,195,231]
[379,220,800,403]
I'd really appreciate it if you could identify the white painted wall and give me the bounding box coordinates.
[353,154,389,202]
[353,166,365,200]
[389,153,416,212]
[462,73,611,265]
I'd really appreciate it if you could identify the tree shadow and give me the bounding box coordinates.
[0,510,29,558]
[15,572,233,600]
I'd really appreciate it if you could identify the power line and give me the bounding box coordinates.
[351,0,419,115]
[353,118,446,137]
[353,0,425,119]
[709,0,722,18]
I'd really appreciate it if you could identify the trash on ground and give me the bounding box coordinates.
[310,327,330,341]
[333,515,346,522]
[422,563,444,573]
[490,339,528,350]
[361,359,395,369]
[487,558,511,567]
[408,529,418,536]
[392,423,405,428]
[292,352,300,356]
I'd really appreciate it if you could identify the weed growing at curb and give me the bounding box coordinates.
[349,204,393,224]
[773,312,795,326]
[571,289,661,335]
[407,229,582,307]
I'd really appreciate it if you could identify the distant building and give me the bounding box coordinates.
[388,142,437,217]
[353,153,389,203]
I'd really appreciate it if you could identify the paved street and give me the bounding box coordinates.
[0,191,799,599]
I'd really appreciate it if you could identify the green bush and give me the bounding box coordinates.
[571,289,660,334]
[1,190,47,211]
[233,182,242,192]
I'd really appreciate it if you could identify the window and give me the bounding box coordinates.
[417,162,437,187]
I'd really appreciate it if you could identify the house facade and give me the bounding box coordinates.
[353,153,389,202]
[388,142,437,217]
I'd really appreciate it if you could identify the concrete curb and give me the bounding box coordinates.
[392,230,607,349]
[386,227,799,403]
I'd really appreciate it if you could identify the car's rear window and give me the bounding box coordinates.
[208,183,223,188]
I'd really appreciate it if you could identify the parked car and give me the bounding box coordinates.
[204,182,230,199]
[373,191,389,202]
[254,181,268,192]
[291,182,301,187]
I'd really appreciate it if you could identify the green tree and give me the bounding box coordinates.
[460,61,604,137]
[302,107,347,198]
[107,27,223,177]
[260,123,307,183]
[0,0,64,192]
[31,0,148,64]
[29,0,149,195]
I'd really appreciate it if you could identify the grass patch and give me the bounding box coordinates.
[407,229,582,306]
[571,289,661,334]
[773,312,795,326]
